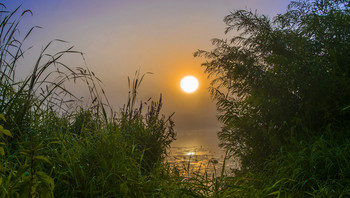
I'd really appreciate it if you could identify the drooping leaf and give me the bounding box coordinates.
[0,114,6,122]
[0,147,5,156]
[0,125,12,137]
[34,155,52,164]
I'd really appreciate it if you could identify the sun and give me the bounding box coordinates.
[186,152,195,156]
[180,76,199,93]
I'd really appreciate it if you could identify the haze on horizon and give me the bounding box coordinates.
[5,0,290,149]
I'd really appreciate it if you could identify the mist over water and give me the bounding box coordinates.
[168,128,239,176]
[167,145,238,177]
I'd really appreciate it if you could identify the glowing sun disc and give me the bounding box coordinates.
[180,76,199,93]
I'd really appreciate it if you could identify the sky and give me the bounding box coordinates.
[4,0,291,149]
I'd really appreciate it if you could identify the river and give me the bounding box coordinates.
[167,145,239,177]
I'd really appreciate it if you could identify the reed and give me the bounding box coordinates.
[0,5,179,197]
[1,3,349,197]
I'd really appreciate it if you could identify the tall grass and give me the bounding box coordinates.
[1,3,349,198]
[0,5,242,196]
[0,5,180,197]
[254,129,350,197]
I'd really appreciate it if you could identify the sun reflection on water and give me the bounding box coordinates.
[167,146,238,177]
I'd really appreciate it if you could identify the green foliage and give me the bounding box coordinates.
[0,114,13,156]
[247,129,350,197]
[196,0,350,172]
[194,0,350,197]
[0,4,180,197]
[2,1,350,197]
[179,153,256,198]
[119,72,176,172]
[69,108,101,136]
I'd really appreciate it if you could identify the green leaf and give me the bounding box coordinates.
[36,171,55,190]
[0,114,6,122]
[0,147,4,156]
[34,155,52,164]
[120,182,129,195]
[0,126,12,138]
[267,191,281,196]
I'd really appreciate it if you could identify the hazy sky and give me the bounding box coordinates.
[5,0,290,149]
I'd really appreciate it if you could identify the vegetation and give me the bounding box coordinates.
[1,0,350,197]
[0,4,180,197]
[195,0,350,196]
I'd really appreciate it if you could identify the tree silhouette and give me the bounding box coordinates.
[196,0,350,172]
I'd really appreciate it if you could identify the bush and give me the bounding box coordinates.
[196,0,350,172]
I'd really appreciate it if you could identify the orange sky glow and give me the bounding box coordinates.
[7,0,291,149]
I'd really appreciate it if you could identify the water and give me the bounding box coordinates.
[167,145,239,177]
